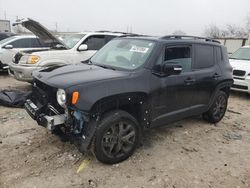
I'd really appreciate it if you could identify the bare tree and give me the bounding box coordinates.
[172,30,186,35]
[224,24,247,38]
[204,23,248,38]
[246,14,250,33]
[204,24,221,38]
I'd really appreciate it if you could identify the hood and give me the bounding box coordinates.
[13,18,66,48]
[229,59,250,73]
[33,64,130,89]
[19,48,52,54]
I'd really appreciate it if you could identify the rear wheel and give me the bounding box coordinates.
[93,110,139,164]
[203,91,228,123]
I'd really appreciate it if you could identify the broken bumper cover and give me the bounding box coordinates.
[25,99,66,130]
[25,99,96,152]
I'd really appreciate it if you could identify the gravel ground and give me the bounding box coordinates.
[0,74,250,188]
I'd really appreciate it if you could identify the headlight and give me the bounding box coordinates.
[57,89,66,107]
[27,55,40,64]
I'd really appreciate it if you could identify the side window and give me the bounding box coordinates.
[83,35,106,50]
[105,35,116,43]
[195,45,214,69]
[221,46,229,62]
[215,46,223,63]
[164,46,192,73]
[9,38,31,48]
[30,38,43,47]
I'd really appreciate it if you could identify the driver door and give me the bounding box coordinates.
[75,35,115,63]
[151,44,196,127]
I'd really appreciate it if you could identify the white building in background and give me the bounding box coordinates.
[0,20,11,32]
[216,36,250,55]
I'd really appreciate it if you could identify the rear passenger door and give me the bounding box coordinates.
[192,44,221,107]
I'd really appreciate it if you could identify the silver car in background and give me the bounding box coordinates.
[0,35,48,71]
[9,18,123,82]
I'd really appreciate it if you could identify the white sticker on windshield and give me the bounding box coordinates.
[130,46,149,53]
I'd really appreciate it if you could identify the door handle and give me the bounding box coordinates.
[184,77,195,85]
[212,73,221,80]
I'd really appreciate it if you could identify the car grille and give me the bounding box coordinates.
[231,84,248,90]
[233,70,246,77]
[13,52,23,64]
[31,79,64,114]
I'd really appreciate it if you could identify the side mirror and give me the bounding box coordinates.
[78,44,88,51]
[162,64,182,76]
[4,44,13,49]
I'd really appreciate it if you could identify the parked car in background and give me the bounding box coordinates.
[25,35,233,164]
[9,18,124,82]
[0,32,15,41]
[229,46,250,94]
[0,35,49,71]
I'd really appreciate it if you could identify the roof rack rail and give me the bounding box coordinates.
[160,35,220,44]
[119,33,146,37]
[96,30,145,37]
[96,30,129,34]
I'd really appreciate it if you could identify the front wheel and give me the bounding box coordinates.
[203,90,228,123]
[93,110,140,164]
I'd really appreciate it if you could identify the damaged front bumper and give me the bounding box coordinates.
[25,99,66,130]
[24,99,96,152]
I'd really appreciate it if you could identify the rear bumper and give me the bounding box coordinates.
[9,63,40,82]
[25,99,66,130]
[231,77,250,94]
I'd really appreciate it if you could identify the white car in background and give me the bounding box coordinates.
[0,35,48,71]
[9,18,124,82]
[229,46,250,94]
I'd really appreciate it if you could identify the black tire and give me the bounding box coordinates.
[202,90,228,123]
[93,110,140,164]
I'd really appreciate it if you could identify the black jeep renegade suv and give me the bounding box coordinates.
[25,35,233,164]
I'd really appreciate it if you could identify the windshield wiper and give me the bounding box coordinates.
[81,59,93,65]
[230,57,250,61]
[94,64,116,70]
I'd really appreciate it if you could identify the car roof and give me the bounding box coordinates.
[12,35,37,38]
[0,32,15,35]
[241,45,250,48]
[122,35,222,46]
[73,31,134,36]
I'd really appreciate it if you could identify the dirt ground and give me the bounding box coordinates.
[0,74,250,188]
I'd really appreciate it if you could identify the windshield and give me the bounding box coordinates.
[91,39,155,70]
[0,36,16,45]
[230,48,250,61]
[61,34,85,48]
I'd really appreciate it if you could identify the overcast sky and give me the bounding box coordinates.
[0,0,249,36]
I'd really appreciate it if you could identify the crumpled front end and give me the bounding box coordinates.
[24,79,96,152]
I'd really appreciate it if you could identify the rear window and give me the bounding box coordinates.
[195,45,214,69]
